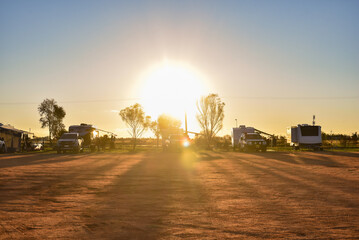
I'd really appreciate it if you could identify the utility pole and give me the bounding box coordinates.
[235,119,237,128]
[185,112,188,136]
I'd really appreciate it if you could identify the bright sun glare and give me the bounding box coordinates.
[139,60,208,125]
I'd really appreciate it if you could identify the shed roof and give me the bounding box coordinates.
[0,123,33,134]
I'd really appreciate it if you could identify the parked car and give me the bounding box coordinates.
[56,133,83,153]
[31,143,44,151]
[0,137,6,153]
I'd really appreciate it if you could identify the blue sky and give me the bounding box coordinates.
[1,0,358,136]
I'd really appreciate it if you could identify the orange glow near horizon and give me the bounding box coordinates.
[138,60,209,129]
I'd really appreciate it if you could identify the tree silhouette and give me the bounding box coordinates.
[119,103,150,151]
[352,132,358,146]
[38,98,66,144]
[150,120,160,149]
[196,93,225,149]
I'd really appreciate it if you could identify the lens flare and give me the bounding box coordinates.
[183,140,190,147]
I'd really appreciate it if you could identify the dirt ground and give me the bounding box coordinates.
[0,151,359,239]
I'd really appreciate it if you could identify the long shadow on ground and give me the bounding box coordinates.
[0,153,89,169]
[79,151,215,239]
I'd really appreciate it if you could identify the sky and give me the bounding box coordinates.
[1,0,358,137]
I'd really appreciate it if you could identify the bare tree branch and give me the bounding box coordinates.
[196,94,225,149]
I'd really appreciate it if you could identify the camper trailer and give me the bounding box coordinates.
[69,123,116,151]
[287,124,322,150]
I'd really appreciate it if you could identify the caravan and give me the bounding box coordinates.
[287,124,322,150]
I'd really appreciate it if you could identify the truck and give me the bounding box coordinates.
[69,123,116,151]
[56,133,84,153]
[164,133,191,151]
[232,125,270,152]
[232,125,255,150]
[69,123,98,151]
[287,124,322,151]
[238,132,267,152]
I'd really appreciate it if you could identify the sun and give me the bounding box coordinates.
[138,60,208,128]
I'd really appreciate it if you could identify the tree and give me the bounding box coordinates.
[196,93,225,149]
[149,120,160,149]
[119,103,150,151]
[38,99,66,144]
[52,106,66,139]
[352,132,358,147]
[157,114,182,148]
[340,136,348,147]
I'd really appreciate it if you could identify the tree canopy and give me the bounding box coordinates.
[157,114,182,137]
[38,98,66,143]
[196,93,225,148]
[156,114,182,148]
[119,103,150,150]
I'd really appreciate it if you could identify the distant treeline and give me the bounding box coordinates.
[321,132,358,147]
[115,132,359,149]
[33,131,358,151]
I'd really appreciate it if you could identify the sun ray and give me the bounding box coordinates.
[138,60,208,131]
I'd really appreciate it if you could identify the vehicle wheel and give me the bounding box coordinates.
[294,146,299,151]
[314,147,322,151]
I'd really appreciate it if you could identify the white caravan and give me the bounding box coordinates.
[287,124,322,150]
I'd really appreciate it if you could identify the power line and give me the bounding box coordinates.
[222,96,359,100]
[0,98,141,105]
[0,96,358,105]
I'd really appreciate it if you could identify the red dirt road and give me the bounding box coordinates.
[0,151,359,239]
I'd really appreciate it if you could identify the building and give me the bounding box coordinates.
[0,123,33,152]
